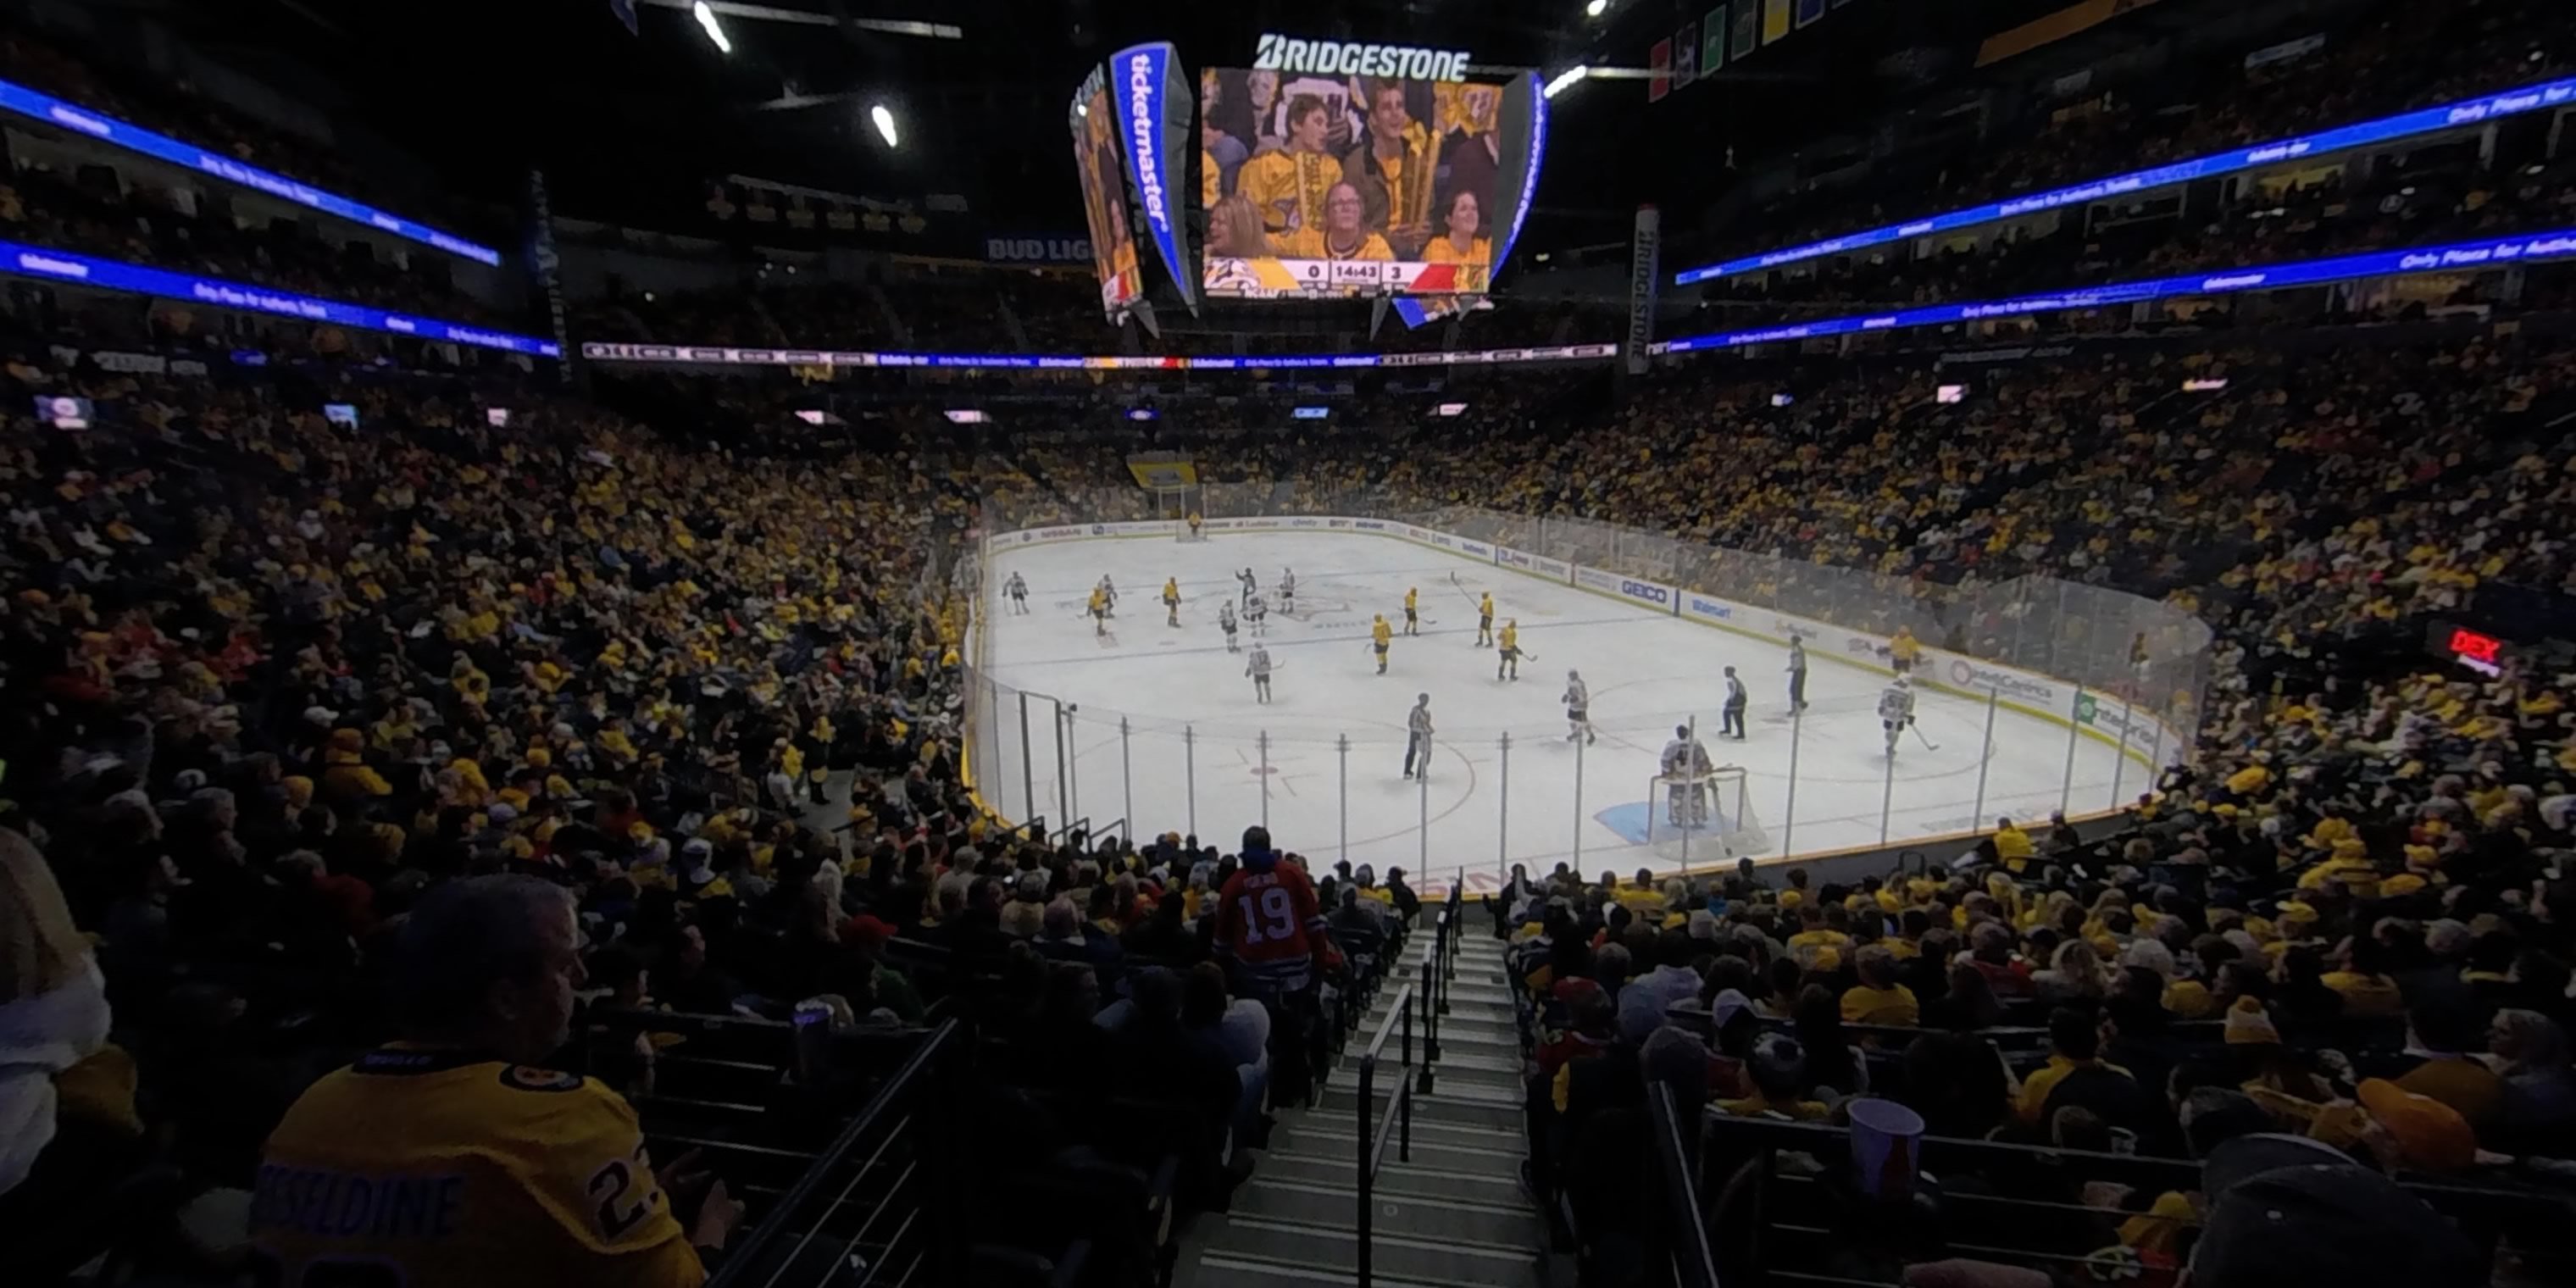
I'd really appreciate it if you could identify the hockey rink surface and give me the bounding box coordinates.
[974,531,2139,895]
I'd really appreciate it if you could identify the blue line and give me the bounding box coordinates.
[1673,75,2576,286]
[1654,228,2576,354]
[0,239,558,357]
[0,75,502,266]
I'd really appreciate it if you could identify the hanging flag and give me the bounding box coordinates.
[1674,23,1701,87]
[1763,0,1791,44]
[608,0,639,36]
[1732,3,1760,58]
[1647,38,1673,102]
[1703,6,1729,72]
[1796,0,1827,28]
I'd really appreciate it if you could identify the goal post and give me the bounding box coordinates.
[1153,483,1206,541]
[1645,765,1772,865]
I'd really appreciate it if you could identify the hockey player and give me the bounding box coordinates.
[1402,692,1434,780]
[1097,575,1118,618]
[1878,675,1917,757]
[1474,592,1495,647]
[1496,619,1522,681]
[1163,576,1182,628]
[1237,567,1259,607]
[1219,600,1240,652]
[1786,636,1809,711]
[1005,570,1029,615]
[1403,586,1419,635]
[1371,614,1394,675]
[1659,724,1713,828]
[1246,592,1269,635]
[1280,568,1296,613]
[1562,669,1596,745]
[1888,625,1921,676]
[1088,582,1111,636]
[1186,509,1204,540]
[1721,665,1749,740]
[1246,643,1274,703]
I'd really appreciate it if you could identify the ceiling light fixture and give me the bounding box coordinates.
[1542,65,1590,98]
[691,2,732,53]
[870,103,900,147]
[1586,0,1608,16]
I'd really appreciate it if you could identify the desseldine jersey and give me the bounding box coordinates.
[1878,687,1916,721]
[251,1046,704,1288]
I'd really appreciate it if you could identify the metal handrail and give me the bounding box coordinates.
[710,1019,962,1288]
[1649,1082,1721,1288]
[1354,980,1418,1288]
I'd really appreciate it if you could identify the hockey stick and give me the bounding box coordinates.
[1910,721,1941,752]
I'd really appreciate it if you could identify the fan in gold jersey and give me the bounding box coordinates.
[250,876,741,1288]
[1274,181,1395,262]
[1237,93,1343,234]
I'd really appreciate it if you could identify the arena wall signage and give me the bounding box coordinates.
[1107,42,1197,308]
[0,240,560,357]
[986,514,2187,776]
[1251,34,1473,81]
[985,235,1096,265]
[0,75,497,265]
[1674,73,2576,285]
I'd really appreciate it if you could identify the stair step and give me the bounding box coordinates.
[1370,994,1514,1021]
[1340,1051,1524,1096]
[1196,1216,1542,1287]
[1318,1081,1521,1130]
[1257,1152,1530,1208]
[1274,1119,1527,1174]
[1185,1252,1524,1288]
[1235,1179,1534,1246]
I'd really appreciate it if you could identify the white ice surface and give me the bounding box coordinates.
[973,532,2138,897]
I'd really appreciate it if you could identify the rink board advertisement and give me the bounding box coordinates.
[985,514,2186,774]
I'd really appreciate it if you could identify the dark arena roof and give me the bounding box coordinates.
[3,2,2575,1287]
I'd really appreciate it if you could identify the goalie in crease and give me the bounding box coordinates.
[1659,722,1714,829]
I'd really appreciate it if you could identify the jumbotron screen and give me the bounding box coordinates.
[1199,67,1530,298]
[1069,68,1144,319]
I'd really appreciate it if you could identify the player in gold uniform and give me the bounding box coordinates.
[1163,577,1183,627]
[1371,613,1394,675]
[1403,586,1418,635]
[1475,592,1495,647]
[1090,584,1111,636]
[1496,619,1522,681]
[252,877,736,1288]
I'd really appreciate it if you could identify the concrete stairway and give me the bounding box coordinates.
[1176,927,1546,1288]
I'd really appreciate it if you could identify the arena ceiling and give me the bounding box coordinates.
[179,0,2227,254]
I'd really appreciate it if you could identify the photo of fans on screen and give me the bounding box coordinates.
[1199,67,1507,297]
[1071,77,1143,318]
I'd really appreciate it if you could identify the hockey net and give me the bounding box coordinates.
[1644,766,1773,864]
[1153,483,1207,541]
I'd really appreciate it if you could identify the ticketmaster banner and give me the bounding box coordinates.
[1106,42,1196,308]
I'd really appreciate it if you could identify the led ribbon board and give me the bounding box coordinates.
[580,341,1619,370]
[0,75,502,266]
[1107,42,1196,308]
[1656,228,2576,353]
[0,240,560,357]
[1674,75,2576,286]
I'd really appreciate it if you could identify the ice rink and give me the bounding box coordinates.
[970,530,2141,896]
